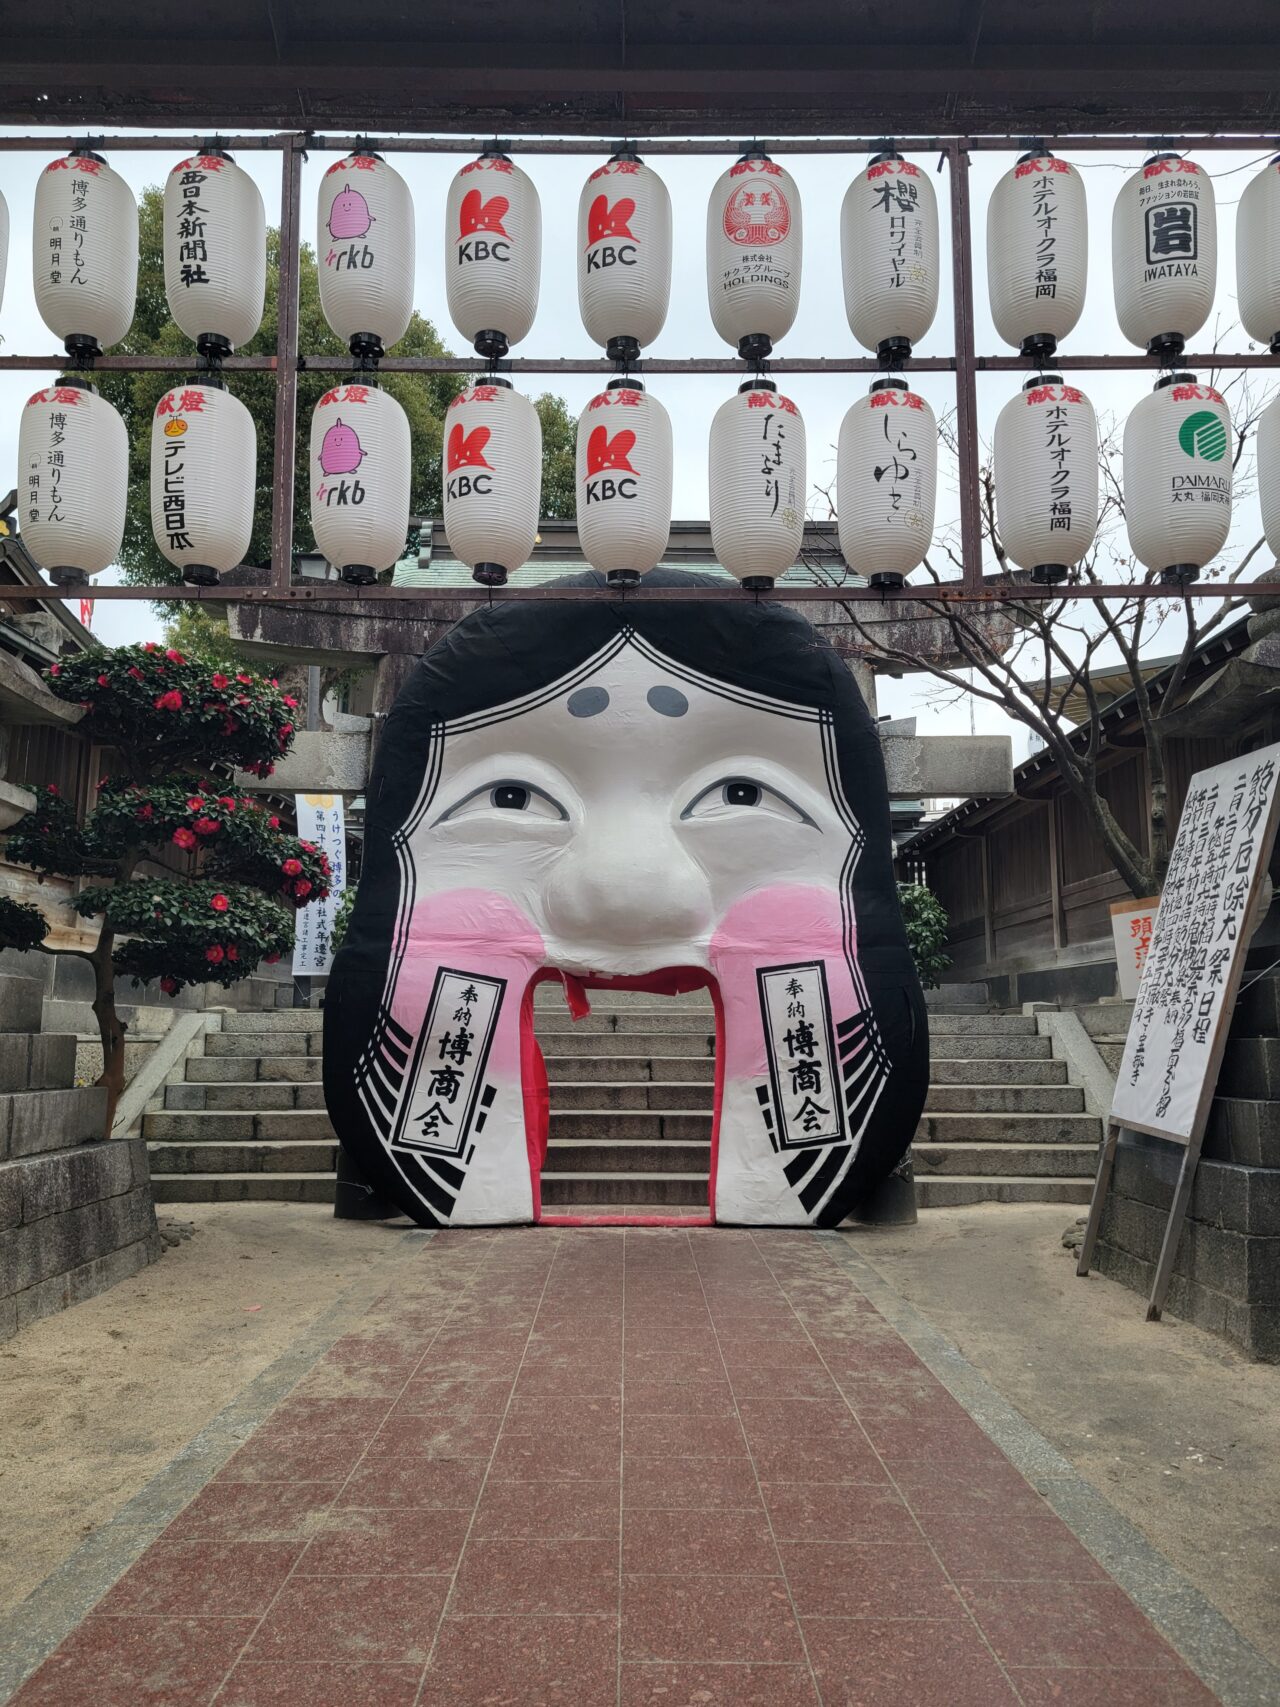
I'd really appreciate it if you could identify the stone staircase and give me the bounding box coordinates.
[146,989,1100,1212]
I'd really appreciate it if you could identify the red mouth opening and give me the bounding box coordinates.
[521,966,724,1228]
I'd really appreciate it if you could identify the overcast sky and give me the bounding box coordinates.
[1,130,1275,760]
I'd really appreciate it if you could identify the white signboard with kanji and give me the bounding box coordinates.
[291,793,347,976]
[1109,895,1159,1001]
[1111,745,1280,1144]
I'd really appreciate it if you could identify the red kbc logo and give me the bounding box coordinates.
[458,190,510,240]
[587,196,637,247]
[447,424,493,473]
[585,427,637,478]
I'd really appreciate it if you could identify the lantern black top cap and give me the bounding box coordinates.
[1022,373,1063,390]
[870,376,909,394]
[480,142,512,162]
[739,377,776,394]
[869,145,904,167]
[1143,150,1184,167]
[479,375,513,390]
[351,143,384,161]
[68,148,107,166]
[1016,144,1053,165]
[1155,370,1196,391]
[197,142,233,161]
[737,143,771,162]
[609,144,641,163]
[607,376,644,391]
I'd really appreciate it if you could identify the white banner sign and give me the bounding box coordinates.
[291,793,347,976]
[1111,744,1280,1144]
[1110,894,1159,1001]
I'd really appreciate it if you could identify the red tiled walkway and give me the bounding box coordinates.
[14,1230,1219,1706]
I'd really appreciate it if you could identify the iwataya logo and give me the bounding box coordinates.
[1178,410,1227,462]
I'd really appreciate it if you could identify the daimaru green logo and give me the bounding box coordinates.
[1177,410,1227,462]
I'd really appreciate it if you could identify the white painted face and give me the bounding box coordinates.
[404,638,853,977]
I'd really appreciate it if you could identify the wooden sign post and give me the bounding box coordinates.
[1077,743,1280,1321]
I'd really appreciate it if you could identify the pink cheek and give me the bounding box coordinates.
[710,883,859,1081]
[396,888,546,1079]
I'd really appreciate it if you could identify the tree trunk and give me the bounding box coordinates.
[90,923,125,1138]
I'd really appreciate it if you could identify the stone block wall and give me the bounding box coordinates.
[0,972,160,1342]
[1094,974,1280,1361]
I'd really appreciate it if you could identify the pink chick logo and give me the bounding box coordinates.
[320,418,365,476]
[328,184,374,240]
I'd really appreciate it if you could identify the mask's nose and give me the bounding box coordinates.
[542,805,713,952]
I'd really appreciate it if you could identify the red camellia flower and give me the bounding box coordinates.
[172,827,198,850]
[211,672,229,690]
[128,666,145,681]
[194,816,220,837]
[160,976,179,996]
[282,857,303,876]
[264,951,281,964]
[47,784,59,796]
[49,663,61,677]
[143,641,159,652]
[210,893,230,912]
[205,944,225,963]
[155,689,184,712]
[136,804,154,822]
[268,816,280,829]
[283,696,299,710]
[236,673,253,685]
[294,879,313,898]
[166,648,185,664]
[96,674,109,687]
[218,797,236,811]
[226,945,239,962]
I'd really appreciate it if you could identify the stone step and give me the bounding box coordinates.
[219,1011,326,1034]
[1,1086,108,1158]
[913,1141,1099,1178]
[925,1013,1037,1035]
[143,1110,337,1141]
[543,1054,718,1084]
[931,1035,1053,1060]
[916,1176,1094,1207]
[151,1173,336,1203]
[924,983,992,1009]
[534,1011,717,1036]
[915,1112,1102,1144]
[538,1031,713,1058]
[186,1054,324,1083]
[922,1084,1084,1114]
[928,1058,1066,1086]
[540,1173,708,1206]
[549,1082,716,1112]
[163,1081,327,1112]
[147,1140,338,1174]
[0,1032,77,1095]
[205,1033,320,1058]
[543,1140,710,1174]
[548,1112,711,1141]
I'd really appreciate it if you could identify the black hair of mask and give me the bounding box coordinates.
[324,569,929,1228]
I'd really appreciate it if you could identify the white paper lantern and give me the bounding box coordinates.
[0,187,8,319]
[837,378,936,588]
[33,152,137,358]
[709,381,806,588]
[578,151,672,362]
[310,381,411,584]
[1255,394,1280,562]
[1124,374,1231,584]
[576,381,672,583]
[163,151,266,357]
[994,377,1099,584]
[1237,154,1280,353]
[150,381,256,584]
[1113,154,1216,358]
[443,380,542,584]
[987,151,1087,358]
[706,152,801,360]
[841,152,939,363]
[445,153,541,359]
[317,152,415,359]
[18,378,127,583]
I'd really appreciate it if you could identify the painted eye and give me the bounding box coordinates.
[436,780,568,825]
[681,777,816,826]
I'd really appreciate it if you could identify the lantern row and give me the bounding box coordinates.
[5,144,1280,372]
[16,366,1269,592]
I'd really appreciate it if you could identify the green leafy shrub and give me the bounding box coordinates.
[897,881,951,989]
[0,896,49,951]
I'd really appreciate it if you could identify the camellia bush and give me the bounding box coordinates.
[897,880,951,989]
[0,643,329,1130]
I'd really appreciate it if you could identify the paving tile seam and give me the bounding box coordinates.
[816,1230,1280,1707]
[0,1225,437,1707]
[744,1231,1029,1707]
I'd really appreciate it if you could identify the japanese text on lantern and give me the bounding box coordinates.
[874,409,920,524]
[398,969,505,1157]
[1045,398,1073,533]
[176,166,211,286]
[870,167,922,291]
[758,962,845,1148]
[1112,746,1280,1141]
[753,405,798,526]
